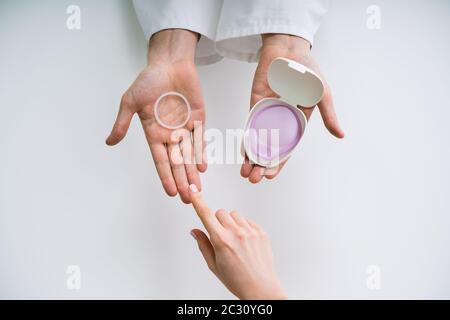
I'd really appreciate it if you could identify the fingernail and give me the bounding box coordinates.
[189,184,198,193]
[190,230,197,240]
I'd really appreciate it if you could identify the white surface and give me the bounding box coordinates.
[0,0,449,299]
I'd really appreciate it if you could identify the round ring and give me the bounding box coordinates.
[153,91,192,130]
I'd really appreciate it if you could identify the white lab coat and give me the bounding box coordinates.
[132,0,328,65]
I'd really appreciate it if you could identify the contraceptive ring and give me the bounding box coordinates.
[153,91,192,130]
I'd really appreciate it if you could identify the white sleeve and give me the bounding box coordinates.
[132,0,223,65]
[215,0,329,62]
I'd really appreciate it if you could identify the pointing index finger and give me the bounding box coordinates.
[189,184,222,234]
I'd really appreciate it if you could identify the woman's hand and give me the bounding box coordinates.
[189,184,286,300]
[241,34,345,183]
[106,29,207,204]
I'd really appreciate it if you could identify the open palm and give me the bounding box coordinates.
[241,35,344,183]
[106,60,206,204]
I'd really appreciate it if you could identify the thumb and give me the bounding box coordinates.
[106,95,134,146]
[317,88,345,139]
[190,229,216,273]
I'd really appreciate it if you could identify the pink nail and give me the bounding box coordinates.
[190,230,197,240]
[189,184,198,193]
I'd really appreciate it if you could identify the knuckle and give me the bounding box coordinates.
[154,156,170,168]
[120,93,134,107]
[212,233,231,249]
[114,124,127,137]
[215,209,227,218]
[258,229,269,239]
[324,116,338,127]
[247,230,259,240]
[229,211,239,218]
[169,161,184,171]
[235,229,249,241]
[186,172,198,184]
[161,176,175,188]
[198,204,210,215]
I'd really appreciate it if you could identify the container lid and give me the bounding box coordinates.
[267,57,324,108]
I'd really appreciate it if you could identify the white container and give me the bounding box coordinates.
[242,57,325,168]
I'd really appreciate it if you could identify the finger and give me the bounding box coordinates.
[230,211,252,230]
[180,134,201,192]
[265,161,286,180]
[193,121,207,173]
[149,143,177,197]
[247,218,266,235]
[317,88,345,138]
[240,156,253,178]
[167,143,190,203]
[106,95,134,146]
[215,209,239,230]
[189,184,224,234]
[190,229,217,273]
[249,165,265,184]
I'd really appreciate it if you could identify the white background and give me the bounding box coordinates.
[1,0,449,299]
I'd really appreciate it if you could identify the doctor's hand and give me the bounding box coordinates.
[188,184,286,300]
[106,29,207,204]
[241,34,345,183]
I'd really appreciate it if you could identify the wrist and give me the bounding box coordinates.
[147,29,199,65]
[266,287,288,300]
[242,285,287,300]
[261,34,311,56]
[243,292,287,300]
